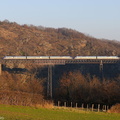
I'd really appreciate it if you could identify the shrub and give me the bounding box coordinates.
[0,90,43,106]
[108,104,120,113]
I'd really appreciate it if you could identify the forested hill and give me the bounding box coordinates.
[0,20,120,58]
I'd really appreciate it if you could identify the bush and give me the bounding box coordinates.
[0,90,43,106]
[108,104,120,113]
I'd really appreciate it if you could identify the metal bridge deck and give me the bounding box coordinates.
[0,59,120,65]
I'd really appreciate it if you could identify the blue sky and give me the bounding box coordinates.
[0,0,120,41]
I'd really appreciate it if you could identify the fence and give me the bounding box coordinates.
[54,101,110,112]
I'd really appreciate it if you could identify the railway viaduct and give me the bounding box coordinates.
[0,57,120,98]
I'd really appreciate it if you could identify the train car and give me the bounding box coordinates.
[74,56,97,59]
[3,56,27,59]
[3,56,14,59]
[97,56,119,60]
[26,56,49,59]
[49,56,73,59]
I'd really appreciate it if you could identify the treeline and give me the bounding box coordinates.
[0,70,120,106]
[55,71,120,105]
[0,71,44,106]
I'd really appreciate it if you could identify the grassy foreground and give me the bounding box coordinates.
[0,105,120,120]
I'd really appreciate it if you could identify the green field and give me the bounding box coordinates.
[0,105,120,120]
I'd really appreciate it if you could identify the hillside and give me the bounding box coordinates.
[0,20,120,105]
[0,20,120,58]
